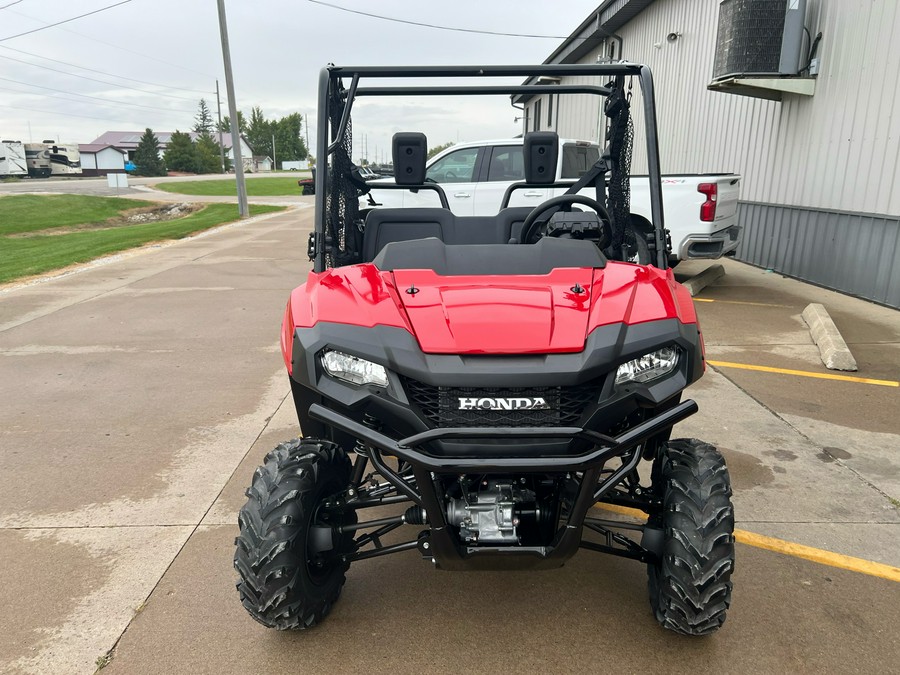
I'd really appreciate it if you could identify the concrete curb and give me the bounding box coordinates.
[801,303,858,371]
[682,264,725,297]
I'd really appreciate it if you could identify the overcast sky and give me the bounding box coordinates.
[0,0,599,161]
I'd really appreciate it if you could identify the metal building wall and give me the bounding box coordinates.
[538,0,900,306]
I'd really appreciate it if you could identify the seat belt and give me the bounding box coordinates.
[563,151,611,206]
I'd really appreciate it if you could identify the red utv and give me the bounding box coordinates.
[235,63,734,636]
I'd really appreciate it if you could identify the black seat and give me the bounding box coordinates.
[362,208,454,262]
[495,206,534,243]
[420,208,535,246]
[372,236,606,276]
[362,206,538,261]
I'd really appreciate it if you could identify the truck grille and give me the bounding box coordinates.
[403,379,599,428]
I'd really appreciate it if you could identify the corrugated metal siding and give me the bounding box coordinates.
[538,0,900,216]
[555,75,604,139]
[530,0,900,304]
[738,203,900,307]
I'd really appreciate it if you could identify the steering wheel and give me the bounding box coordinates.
[519,194,613,245]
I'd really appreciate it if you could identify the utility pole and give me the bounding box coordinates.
[303,115,312,159]
[271,133,276,171]
[216,0,249,218]
[304,115,310,159]
[215,79,226,173]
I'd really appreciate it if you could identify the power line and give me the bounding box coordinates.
[0,1,26,11]
[0,76,193,114]
[0,84,182,119]
[0,52,199,102]
[7,7,216,79]
[0,101,155,124]
[0,44,212,96]
[307,0,572,39]
[0,0,134,42]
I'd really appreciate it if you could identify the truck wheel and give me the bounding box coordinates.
[234,439,355,630]
[647,438,734,635]
[623,226,651,264]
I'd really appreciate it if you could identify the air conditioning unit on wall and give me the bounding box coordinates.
[708,0,816,101]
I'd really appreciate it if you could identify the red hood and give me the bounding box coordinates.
[392,268,592,353]
[288,262,696,356]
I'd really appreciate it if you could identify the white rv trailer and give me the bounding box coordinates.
[0,139,27,178]
[24,142,52,178]
[44,140,82,175]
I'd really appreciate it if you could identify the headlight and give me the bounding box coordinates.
[321,349,388,387]
[615,347,679,385]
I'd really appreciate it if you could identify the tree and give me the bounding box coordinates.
[218,110,246,134]
[163,130,196,172]
[193,99,214,136]
[133,128,166,176]
[194,134,223,174]
[233,106,309,169]
[427,142,454,159]
[246,105,272,160]
[272,112,308,169]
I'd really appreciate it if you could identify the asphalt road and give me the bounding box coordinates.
[0,208,897,673]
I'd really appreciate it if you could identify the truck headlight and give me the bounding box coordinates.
[321,349,388,387]
[615,347,679,385]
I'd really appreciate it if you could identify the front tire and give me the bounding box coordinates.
[648,438,735,635]
[234,439,354,630]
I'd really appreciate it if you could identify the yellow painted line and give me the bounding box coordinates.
[594,503,648,519]
[707,360,899,387]
[735,530,900,583]
[595,504,900,583]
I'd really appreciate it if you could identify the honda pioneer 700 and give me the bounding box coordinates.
[234,64,735,636]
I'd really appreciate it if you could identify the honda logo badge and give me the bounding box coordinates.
[458,397,550,411]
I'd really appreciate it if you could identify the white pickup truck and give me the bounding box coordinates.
[362,138,742,263]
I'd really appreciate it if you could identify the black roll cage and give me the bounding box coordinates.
[313,63,668,271]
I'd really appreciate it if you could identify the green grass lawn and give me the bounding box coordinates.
[153,176,308,197]
[0,194,153,235]
[0,196,284,283]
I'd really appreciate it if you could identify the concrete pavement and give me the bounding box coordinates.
[1,208,305,672]
[0,215,897,673]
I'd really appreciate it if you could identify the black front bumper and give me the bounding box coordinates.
[309,399,697,570]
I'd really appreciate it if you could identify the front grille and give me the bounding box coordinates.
[403,379,600,428]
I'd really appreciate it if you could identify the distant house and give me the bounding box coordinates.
[90,131,254,168]
[249,155,273,172]
[78,144,127,177]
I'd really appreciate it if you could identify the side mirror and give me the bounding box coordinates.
[392,132,427,185]
[523,132,559,184]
